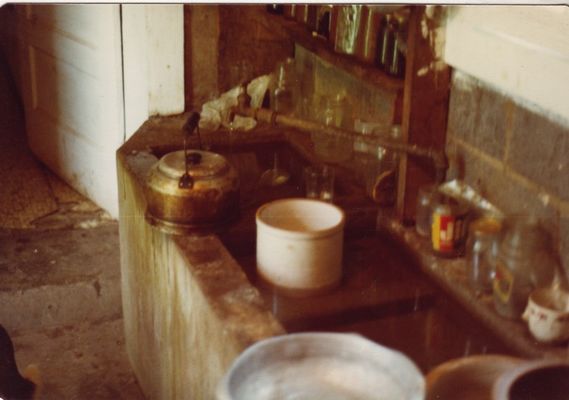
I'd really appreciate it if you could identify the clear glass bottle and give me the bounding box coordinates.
[283,4,296,19]
[377,14,394,71]
[493,216,561,319]
[334,5,363,55]
[266,4,283,15]
[271,58,296,115]
[316,5,333,40]
[363,125,401,206]
[388,9,408,78]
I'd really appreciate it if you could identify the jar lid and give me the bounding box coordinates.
[433,194,470,215]
[469,216,502,237]
[158,150,229,180]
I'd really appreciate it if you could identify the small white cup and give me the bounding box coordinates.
[522,287,569,343]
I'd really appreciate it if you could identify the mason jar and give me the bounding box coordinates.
[466,216,502,295]
[493,216,561,319]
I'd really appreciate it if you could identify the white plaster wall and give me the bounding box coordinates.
[444,6,569,126]
[17,5,125,218]
[14,5,184,218]
[122,4,185,139]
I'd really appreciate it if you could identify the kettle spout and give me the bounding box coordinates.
[183,111,201,135]
[183,111,202,151]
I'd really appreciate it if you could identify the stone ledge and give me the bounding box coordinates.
[380,216,569,360]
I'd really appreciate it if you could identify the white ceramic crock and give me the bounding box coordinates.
[256,198,345,297]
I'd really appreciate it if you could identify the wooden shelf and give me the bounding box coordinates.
[268,13,405,93]
[269,7,451,224]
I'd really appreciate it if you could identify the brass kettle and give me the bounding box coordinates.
[145,112,240,233]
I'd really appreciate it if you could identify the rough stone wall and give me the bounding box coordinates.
[217,5,293,93]
[446,70,569,274]
[185,5,221,109]
[185,5,293,109]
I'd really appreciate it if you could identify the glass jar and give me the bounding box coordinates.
[351,125,399,206]
[355,5,382,64]
[388,9,408,77]
[334,5,363,55]
[493,216,561,319]
[415,184,440,238]
[369,125,401,206]
[430,195,470,258]
[466,216,502,295]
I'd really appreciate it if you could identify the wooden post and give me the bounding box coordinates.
[396,5,451,224]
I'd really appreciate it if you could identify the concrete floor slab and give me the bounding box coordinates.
[0,224,120,291]
[0,222,144,399]
[10,319,145,400]
[0,224,123,333]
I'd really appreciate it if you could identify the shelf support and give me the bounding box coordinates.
[397,6,451,223]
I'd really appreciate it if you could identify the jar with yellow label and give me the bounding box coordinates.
[430,195,470,258]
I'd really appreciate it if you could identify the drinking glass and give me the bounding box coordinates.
[304,165,335,202]
[415,184,440,237]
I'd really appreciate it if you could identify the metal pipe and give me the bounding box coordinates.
[233,91,448,183]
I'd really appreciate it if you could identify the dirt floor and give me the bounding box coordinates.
[0,43,145,399]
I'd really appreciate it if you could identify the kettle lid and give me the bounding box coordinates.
[158,150,229,180]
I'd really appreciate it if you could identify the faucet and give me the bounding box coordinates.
[231,84,448,184]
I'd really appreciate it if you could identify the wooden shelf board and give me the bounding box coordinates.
[270,13,405,93]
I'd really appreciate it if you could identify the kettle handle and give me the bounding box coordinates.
[179,112,202,189]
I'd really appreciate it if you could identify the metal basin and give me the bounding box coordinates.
[216,333,424,400]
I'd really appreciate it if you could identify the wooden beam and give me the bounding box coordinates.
[397,6,451,224]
